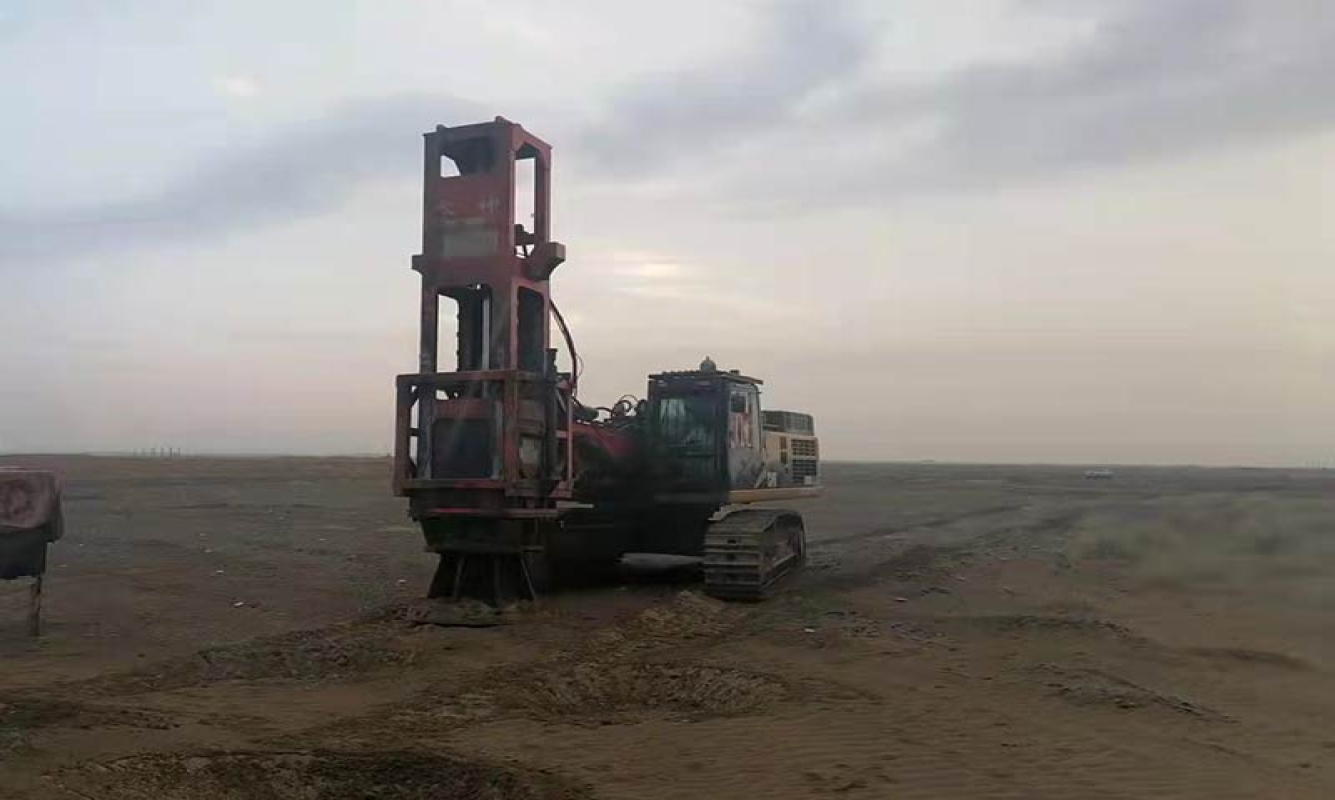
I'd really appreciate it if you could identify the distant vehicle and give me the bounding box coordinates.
[1084,469,1115,480]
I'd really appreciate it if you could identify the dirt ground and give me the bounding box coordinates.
[1,456,1332,799]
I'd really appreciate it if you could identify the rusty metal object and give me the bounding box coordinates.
[393,119,573,605]
[0,468,63,636]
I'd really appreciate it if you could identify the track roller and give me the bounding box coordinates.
[702,509,806,601]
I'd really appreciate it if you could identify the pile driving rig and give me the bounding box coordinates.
[393,118,821,604]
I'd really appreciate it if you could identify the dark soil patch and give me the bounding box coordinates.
[951,614,1137,638]
[391,662,792,729]
[70,625,416,695]
[1186,646,1311,671]
[49,749,591,800]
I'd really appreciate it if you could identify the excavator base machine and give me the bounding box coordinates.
[393,118,820,604]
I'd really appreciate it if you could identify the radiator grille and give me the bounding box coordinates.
[792,458,819,479]
[791,439,818,458]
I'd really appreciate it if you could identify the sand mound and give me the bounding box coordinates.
[585,590,734,654]
[79,627,414,694]
[1033,665,1229,721]
[395,661,791,730]
[510,662,788,719]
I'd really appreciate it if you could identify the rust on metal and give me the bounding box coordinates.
[394,118,573,603]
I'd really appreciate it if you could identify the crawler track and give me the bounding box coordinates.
[702,508,806,601]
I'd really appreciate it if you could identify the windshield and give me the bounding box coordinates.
[655,395,715,449]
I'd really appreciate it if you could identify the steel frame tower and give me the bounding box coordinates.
[393,118,572,602]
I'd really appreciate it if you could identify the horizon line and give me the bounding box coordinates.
[2,451,1331,471]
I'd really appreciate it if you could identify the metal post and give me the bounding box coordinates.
[418,279,438,479]
[27,574,42,638]
[545,347,559,480]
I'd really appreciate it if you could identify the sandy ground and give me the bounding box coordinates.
[1,456,1332,798]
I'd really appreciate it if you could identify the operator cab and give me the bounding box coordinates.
[646,359,819,504]
[647,362,764,500]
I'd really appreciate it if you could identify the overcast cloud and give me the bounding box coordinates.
[0,1,1331,464]
[9,1,1330,263]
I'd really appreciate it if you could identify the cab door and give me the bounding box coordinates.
[726,384,765,490]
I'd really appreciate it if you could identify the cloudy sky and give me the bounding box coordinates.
[1,0,1331,465]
